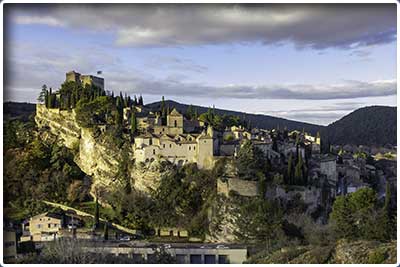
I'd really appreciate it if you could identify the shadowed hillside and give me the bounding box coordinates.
[326,106,396,146]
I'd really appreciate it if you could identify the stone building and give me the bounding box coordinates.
[66,70,104,90]
[320,155,338,186]
[21,212,64,242]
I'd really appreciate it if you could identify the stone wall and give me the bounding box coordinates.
[265,185,321,212]
[217,178,258,197]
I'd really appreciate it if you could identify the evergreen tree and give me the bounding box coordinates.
[130,111,137,135]
[294,152,303,185]
[194,108,198,120]
[138,95,144,106]
[124,93,128,108]
[186,104,194,120]
[103,221,109,240]
[119,91,124,104]
[94,197,100,229]
[272,137,278,152]
[161,96,166,124]
[384,181,391,213]
[287,153,293,184]
[161,96,165,113]
[134,95,138,105]
[115,97,123,126]
[38,84,48,103]
[47,88,53,108]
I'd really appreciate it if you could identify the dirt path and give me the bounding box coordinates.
[43,200,137,235]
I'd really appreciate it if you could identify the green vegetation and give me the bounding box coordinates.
[329,187,395,241]
[198,107,242,131]
[101,163,216,238]
[236,140,269,181]
[4,118,88,221]
[233,196,283,252]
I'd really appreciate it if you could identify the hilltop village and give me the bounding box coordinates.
[4,71,396,264]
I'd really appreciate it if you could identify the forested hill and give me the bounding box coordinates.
[326,106,396,146]
[146,100,323,135]
[4,102,36,121]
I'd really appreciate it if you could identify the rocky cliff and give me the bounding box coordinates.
[247,239,396,264]
[35,104,165,199]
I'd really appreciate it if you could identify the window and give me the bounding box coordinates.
[153,149,156,155]
[189,146,191,151]
[163,144,165,148]
[194,146,196,150]
[170,144,172,148]
[4,241,15,248]
[149,138,153,145]
[37,224,42,229]
[48,224,51,228]
[189,137,192,141]
[174,120,177,127]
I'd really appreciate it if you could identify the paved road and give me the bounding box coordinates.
[92,240,245,249]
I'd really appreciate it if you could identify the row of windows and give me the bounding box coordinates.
[39,218,52,221]
[36,223,59,229]
[156,145,196,153]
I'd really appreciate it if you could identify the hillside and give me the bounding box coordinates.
[326,106,396,146]
[4,101,36,121]
[146,100,323,135]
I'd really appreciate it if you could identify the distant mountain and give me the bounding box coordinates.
[146,100,323,135]
[326,106,396,146]
[4,102,36,122]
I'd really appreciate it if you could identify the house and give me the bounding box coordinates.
[3,229,17,261]
[320,155,338,186]
[21,212,64,242]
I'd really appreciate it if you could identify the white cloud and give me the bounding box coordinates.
[13,15,65,27]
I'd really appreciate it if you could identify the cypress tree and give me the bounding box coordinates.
[187,104,194,120]
[124,93,128,108]
[94,197,100,229]
[134,95,138,105]
[48,88,53,108]
[45,90,49,108]
[384,181,392,214]
[138,95,143,106]
[116,97,123,126]
[287,153,293,185]
[104,221,109,240]
[161,96,165,113]
[294,152,304,185]
[130,111,137,135]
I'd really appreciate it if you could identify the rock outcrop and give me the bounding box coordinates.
[35,104,165,199]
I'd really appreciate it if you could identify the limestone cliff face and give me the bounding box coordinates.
[206,195,239,243]
[34,104,164,198]
[77,128,124,193]
[35,105,80,149]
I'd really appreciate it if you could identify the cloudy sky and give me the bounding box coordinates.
[3,4,397,125]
